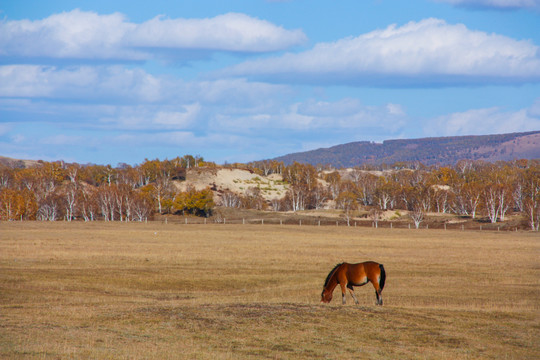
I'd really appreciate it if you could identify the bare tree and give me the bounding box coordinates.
[38,194,62,221]
[367,206,382,228]
[483,183,511,223]
[523,168,540,231]
[64,183,78,221]
[241,187,266,210]
[132,193,152,222]
[98,186,116,221]
[411,204,424,229]
[286,185,308,211]
[269,197,282,211]
[312,183,328,210]
[151,175,174,214]
[220,189,241,208]
[336,190,357,226]
[80,187,98,221]
[433,186,452,214]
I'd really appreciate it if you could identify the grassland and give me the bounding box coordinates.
[1,222,538,359]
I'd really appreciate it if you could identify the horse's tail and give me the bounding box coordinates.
[379,264,386,292]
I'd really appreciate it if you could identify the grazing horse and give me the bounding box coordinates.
[321,261,386,305]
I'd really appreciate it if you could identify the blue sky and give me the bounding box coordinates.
[1,0,539,166]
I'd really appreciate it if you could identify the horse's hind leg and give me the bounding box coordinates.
[347,284,359,304]
[372,282,383,305]
[375,290,383,305]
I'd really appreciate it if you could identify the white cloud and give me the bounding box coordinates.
[433,0,540,10]
[528,97,540,117]
[111,131,247,152]
[0,65,163,102]
[211,97,407,135]
[0,65,292,109]
[0,10,140,60]
[40,134,86,146]
[0,123,12,136]
[128,13,306,52]
[98,104,201,130]
[152,105,201,127]
[425,105,540,136]
[0,9,306,61]
[223,18,540,86]
[296,98,365,117]
[193,78,292,108]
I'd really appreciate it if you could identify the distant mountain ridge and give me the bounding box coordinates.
[271,131,540,167]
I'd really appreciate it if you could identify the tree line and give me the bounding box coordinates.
[0,155,211,222]
[0,156,538,231]
[244,159,540,230]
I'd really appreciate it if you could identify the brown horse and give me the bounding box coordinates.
[321,261,386,305]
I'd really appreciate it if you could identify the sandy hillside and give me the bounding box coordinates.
[175,168,288,200]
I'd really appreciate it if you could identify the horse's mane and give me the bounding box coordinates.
[323,263,343,288]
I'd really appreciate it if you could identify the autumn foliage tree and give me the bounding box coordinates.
[173,186,214,217]
[335,186,358,226]
[0,188,33,220]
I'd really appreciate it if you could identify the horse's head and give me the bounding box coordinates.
[321,289,332,303]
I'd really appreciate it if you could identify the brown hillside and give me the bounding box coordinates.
[0,156,40,168]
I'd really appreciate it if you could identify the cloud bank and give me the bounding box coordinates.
[0,9,307,61]
[223,18,540,86]
[425,101,540,136]
[0,62,406,136]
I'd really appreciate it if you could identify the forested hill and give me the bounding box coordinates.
[272,131,540,167]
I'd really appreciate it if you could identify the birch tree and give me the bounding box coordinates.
[64,183,78,221]
[522,167,540,231]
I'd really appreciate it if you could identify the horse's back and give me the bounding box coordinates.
[348,261,380,270]
[348,261,381,279]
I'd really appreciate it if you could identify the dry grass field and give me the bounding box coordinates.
[1,222,538,359]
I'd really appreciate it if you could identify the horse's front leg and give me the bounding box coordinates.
[340,283,347,304]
